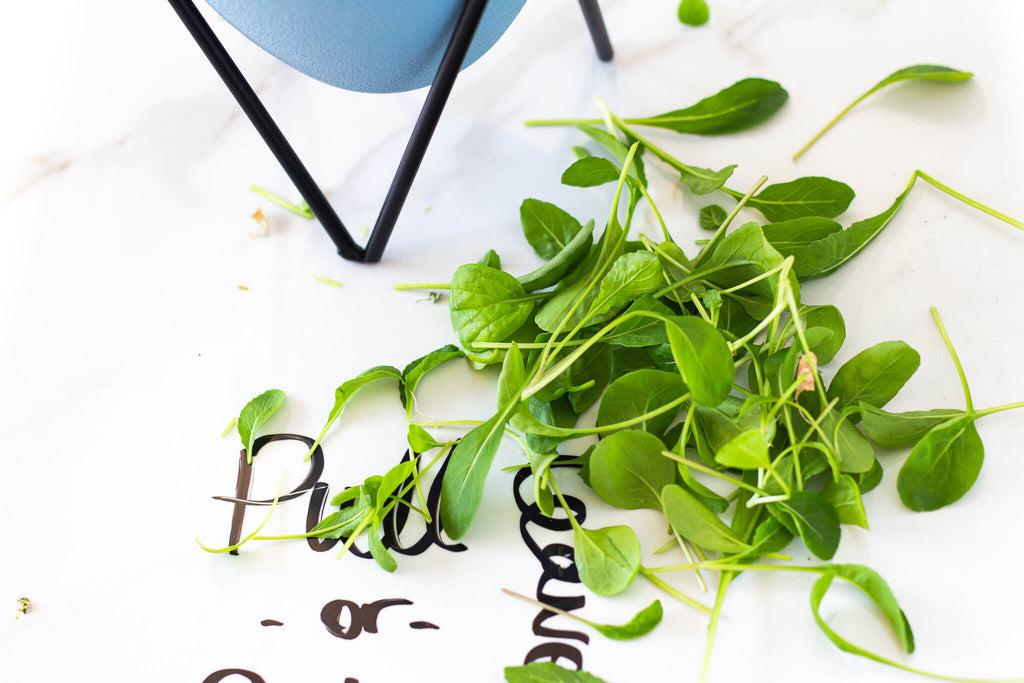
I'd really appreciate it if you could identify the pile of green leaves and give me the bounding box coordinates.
[223,75,1024,682]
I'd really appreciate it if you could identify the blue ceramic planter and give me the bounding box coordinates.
[206,0,527,93]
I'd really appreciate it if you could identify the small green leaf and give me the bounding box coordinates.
[497,343,527,413]
[590,251,663,317]
[665,317,734,407]
[820,475,869,529]
[596,369,686,439]
[772,491,841,560]
[677,0,709,26]
[589,430,674,510]
[575,524,642,596]
[897,415,983,511]
[828,341,920,415]
[238,389,286,464]
[407,424,442,453]
[742,177,855,223]
[809,565,915,666]
[376,460,417,509]
[520,199,584,259]
[801,305,846,364]
[450,264,535,350]
[714,429,771,470]
[592,600,663,640]
[519,220,596,292]
[662,484,749,553]
[859,404,965,448]
[698,204,728,231]
[440,412,512,539]
[561,156,622,187]
[308,367,401,458]
[477,248,501,269]
[401,345,464,412]
[505,662,610,683]
[367,523,397,573]
[627,78,788,135]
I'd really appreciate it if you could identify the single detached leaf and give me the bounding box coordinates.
[597,369,686,439]
[677,0,709,26]
[795,64,972,160]
[238,389,285,463]
[897,415,983,511]
[520,199,584,259]
[592,600,663,640]
[367,524,397,573]
[673,160,737,196]
[666,317,734,407]
[401,344,464,411]
[561,156,622,187]
[450,264,534,350]
[773,491,841,560]
[859,404,965,448]
[742,177,855,223]
[810,566,915,667]
[698,204,728,231]
[662,484,749,553]
[505,662,610,683]
[440,412,510,539]
[714,429,771,470]
[589,430,675,510]
[821,475,869,529]
[519,220,596,292]
[575,524,642,596]
[828,341,920,414]
[627,78,788,135]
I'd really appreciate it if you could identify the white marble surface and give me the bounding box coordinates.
[2,1,1023,681]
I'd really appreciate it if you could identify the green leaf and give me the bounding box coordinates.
[561,156,622,187]
[597,369,686,439]
[310,496,370,539]
[809,565,915,665]
[519,220,596,292]
[574,524,642,596]
[367,523,397,573]
[795,64,972,159]
[308,367,401,458]
[478,248,501,269]
[592,600,663,640]
[853,458,884,494]
[376,460,417,509]
[801,305,846,364]
[896,415,983,511]
[665,317,734,407]
[677,0,709,26]
[772,491,841,560]
[742,177,855,223]
[238,388,285,464]
[627,78,788,135]
[567,343,612,414]
[590,251,663,317]
[528,449,559,517]
[401,345,464,412]
[601,296,673,347]
[575,124,647,187]
[714,429,771,470]
[504,662,610,683]
[440,411,512,539]
[497,343,527,413]
[782,176,915,280]
[859,404,965,448]
[821,475,869,529]
[525,396,579,454]
[699,222,795,308]
[698,204,728,231]
[692,404,742,466]
[407,424,442,453]
[820,411,876,474]
[763,216,843,254]
[450,264,535,350]
[662,484,750,553]
[520,199,584,259]
[827,341,920,415]
[589,430,675,510]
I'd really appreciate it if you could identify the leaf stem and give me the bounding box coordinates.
[930,307,973,412]
[916,170,1024,231]
[792,91,873,161]
[639,568,712,615]
[501,588,602,628]
[974,400,1024,419]
[249,184,314,219]
[393,283,451,291]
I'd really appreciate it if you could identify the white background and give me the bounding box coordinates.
[2,1,1023,681]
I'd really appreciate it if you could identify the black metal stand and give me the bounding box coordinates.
[168,0,613,263]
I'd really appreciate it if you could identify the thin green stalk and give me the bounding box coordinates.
[198,474,283,553]
[693,175,768,268]
[974,400,1024,419]
[661,450,775,498]
[249,184,314,219]
[700,572,734,683]
[393,282,451,291]
[792,91,874,161]
[639,568,712,615]
[930,307,973,412]
[916,170,1024,231]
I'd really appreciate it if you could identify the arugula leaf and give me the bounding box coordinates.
[625,78,788,135]
[666,317,734,407]
[449,264,535,349]
[238,389,285,464]
[662,484,750,553]
[795,65,973,160]
[820,475,869,529]
[591,599,662,639]
[519,220,596,292]
[896,415,983,512]
[562,157,621,187]
[771,491,841,560]
[575,524,642,596]
[698,204,728,231]
[714,429,770,470]
[307,367,401,459]
[590,251,662,317]
[505,662,610,683]
[596,369,686,439]
[827,341,920,414]
[400,345,464,414]
[859,404,965,448]
[439,412,511,540]
[520,199,584,259]
[589,430,675,510]
[733,177,855,223]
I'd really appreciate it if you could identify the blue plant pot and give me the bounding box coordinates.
[206,0,528,94]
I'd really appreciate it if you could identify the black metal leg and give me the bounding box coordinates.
[168,0,612,263]
[579,0,613,62]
